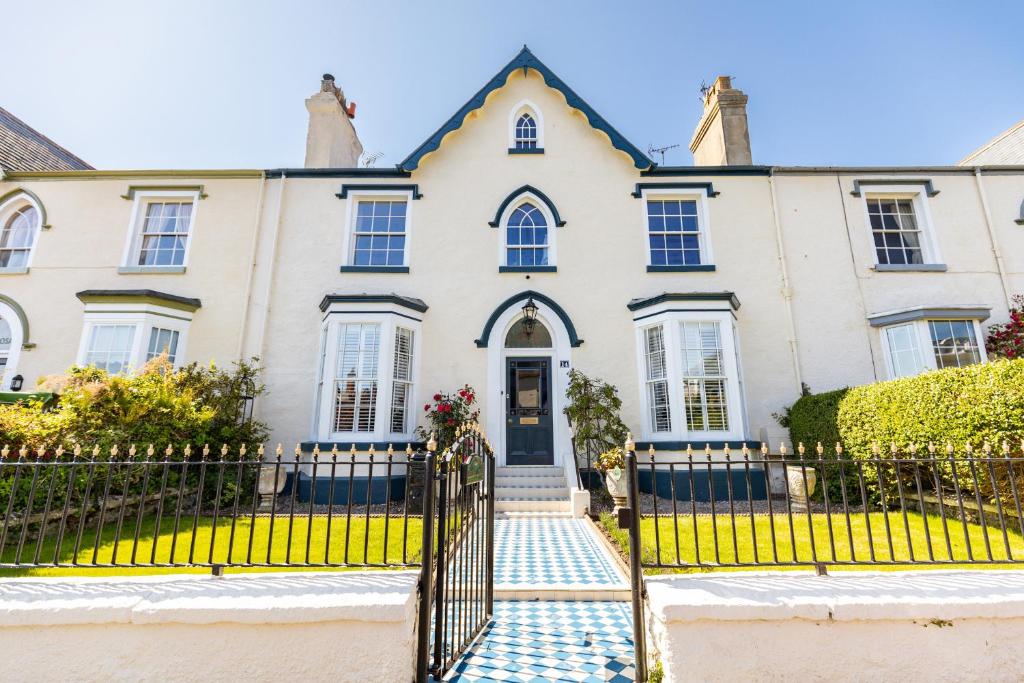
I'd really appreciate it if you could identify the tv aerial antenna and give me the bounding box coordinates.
[361,151,384,168]
[647,143,679,166]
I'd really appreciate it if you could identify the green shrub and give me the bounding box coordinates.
[780,387,853,503]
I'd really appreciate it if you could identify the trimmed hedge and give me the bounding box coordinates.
[785,387,848,454]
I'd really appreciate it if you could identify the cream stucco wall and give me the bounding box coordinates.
[0,173,263,390]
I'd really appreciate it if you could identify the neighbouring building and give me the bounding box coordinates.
[1,47,1022,512]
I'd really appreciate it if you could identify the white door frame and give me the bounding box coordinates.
[485,302,573,468]
[0,300,25,391]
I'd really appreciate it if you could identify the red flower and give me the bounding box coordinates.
[433,393,442,401]
[447,419,456,426]
[424,404,431,412]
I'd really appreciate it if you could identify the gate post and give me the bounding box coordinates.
[624,435,648,681]
[485,444,496,615]
[431,450,449,676]
[414,450,436,683]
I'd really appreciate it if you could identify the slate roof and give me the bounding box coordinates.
[0,106,92,172]
[959,119,1024,166]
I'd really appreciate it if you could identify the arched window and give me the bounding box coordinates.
[515,113,537,149]
[504,317,552,348]
[506,202,549,267]
[0,199,41,271]
[0,298,26,391]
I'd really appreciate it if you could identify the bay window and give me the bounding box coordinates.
[881,318,986,379]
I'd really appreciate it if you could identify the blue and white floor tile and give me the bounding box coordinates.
[493,518,625,588]
[443,601,635,682]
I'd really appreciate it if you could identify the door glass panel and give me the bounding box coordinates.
[516,368,541,408]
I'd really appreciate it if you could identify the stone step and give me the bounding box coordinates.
[495,485,568,500]
[494,475,567,488]
[495,498,573,513]
[495,465,564,477]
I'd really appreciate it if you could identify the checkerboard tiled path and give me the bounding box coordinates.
[443,601,635,682]
[493,517,626,588]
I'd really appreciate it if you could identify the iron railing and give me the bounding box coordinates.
[0,443,423,572]
[416,424,496,681]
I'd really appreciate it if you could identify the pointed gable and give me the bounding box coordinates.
[400,47,652,171]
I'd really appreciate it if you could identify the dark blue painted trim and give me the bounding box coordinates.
[637,467,768,502]
[646,265,716,273]
[635,440,763,451]
[508,148,544,155]
[400,46,653,171]
[475,289,583,348]
[641,166,772,177]
[264,168,411,179]
[850,179,939,197]
[499,266,557,273]
[300,441,426,453]
[336,184,422,199]
[627,292,741,312]
[631,182,720,198]
[282,472,407,505]
[319,294,428,313]
[339,266,410,273]
[488,185,566,227]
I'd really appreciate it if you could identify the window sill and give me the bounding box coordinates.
[499,266,556,273]
[647,265,716,273]
[118,266,187,274]
[338,266,410,273]
[507,148,544,155]
[0,267,29,275]
[872,264,947,272]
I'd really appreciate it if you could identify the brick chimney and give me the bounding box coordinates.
[304,74,364,168]
[689,76,752,166]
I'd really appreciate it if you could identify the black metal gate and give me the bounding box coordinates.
[416,424,496,681]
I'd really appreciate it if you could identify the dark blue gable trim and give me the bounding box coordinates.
[475,290,583,347]
[337,184,422,199]
[400,46,653,171]
[488,185,566,227]
[631,182,720,198]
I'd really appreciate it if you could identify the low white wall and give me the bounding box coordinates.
[646,571,1024,682]
[0,571,420,682]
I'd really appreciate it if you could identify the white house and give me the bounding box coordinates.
[1,47,1022,513]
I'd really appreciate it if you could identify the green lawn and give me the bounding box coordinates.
[600,511,1024,572]
[0,515,423,577]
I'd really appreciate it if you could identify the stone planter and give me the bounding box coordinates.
[257,463,288,510]
[605,469,628,513]
[785,465,817,512]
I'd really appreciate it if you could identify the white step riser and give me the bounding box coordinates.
[495,489,568,501]
[495,499,572,513]
[495,466,564,477]
[494,476,566,488]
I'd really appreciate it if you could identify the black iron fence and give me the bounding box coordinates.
[623,438,1024,573]
[0,442,423,572]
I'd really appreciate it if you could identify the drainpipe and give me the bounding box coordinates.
[767,169,804,393]
[972,167,1013,309]
[255,173,288,363]
[236,172,268,359]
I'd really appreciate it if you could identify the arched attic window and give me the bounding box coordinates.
[508,101,544,153]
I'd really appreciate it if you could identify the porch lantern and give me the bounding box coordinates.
[520,297,539,336]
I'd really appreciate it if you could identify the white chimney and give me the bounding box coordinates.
[689,76,752,166]
[304,74,364,168]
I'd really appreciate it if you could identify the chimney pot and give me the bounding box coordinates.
[322,73,334,82]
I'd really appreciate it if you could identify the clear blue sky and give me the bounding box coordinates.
[4,0,1022,169]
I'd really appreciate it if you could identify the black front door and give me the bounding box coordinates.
[505,357,554,466]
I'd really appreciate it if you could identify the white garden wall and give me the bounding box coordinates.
[646,571,1024,682]
[0,571,420,682]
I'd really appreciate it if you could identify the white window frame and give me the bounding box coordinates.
[507,99,544,149]
[120,190,200,271]
[880,318,987,380]
[0,192,43,273]
[860,185,942,266]
[313,304,423,444]
[498,195,557,268]
[77,305,192,373]
[639,187,714,267]
[633,309,746,442]
[341,189,414,268]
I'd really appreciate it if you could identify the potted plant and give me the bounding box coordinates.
[596,446,628,511]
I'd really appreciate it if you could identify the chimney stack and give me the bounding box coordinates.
[689,76,752,166]
[304,73,364,168]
